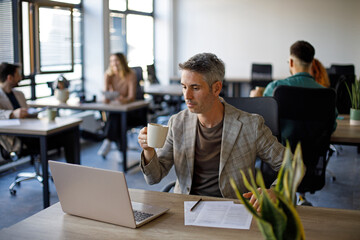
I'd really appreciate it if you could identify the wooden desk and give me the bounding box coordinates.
[28,98,149,172]
[0,118,81,208]
[0,189,359,239]
[331,115,360,145]
[331,114,360,153]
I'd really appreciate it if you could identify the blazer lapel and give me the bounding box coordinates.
[184,112,198,178]
[219,104,242,174]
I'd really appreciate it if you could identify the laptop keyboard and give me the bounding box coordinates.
[133,210,153,222]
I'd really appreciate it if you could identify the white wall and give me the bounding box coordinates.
[155,0,360,81]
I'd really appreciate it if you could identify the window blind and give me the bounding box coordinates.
[0,0,14,63]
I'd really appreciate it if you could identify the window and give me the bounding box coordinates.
[38,6,74,73]
[109,0,154,68]
[13,0,83,100]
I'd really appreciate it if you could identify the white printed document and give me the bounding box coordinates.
[0,119,20,127]
[184,201,253,229]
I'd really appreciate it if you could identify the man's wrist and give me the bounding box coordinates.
[143,148,155,165]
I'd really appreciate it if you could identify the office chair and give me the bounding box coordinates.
[328,64,355,114]
[1,143,42,195]
[146,64,160,84]
[273,85,336,205]
[251,63,273,89]
[146,64,168,119]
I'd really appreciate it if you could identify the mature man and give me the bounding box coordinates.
[138,53,285,202]
[0,62,75,162]
[250,40,324,97]
[0,63,30,155]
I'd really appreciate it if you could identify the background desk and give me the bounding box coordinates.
[331,114,360,153]
[0,189,359,239]
[144,84,183,113]
[28,99,149,172]
[0,118,81,208]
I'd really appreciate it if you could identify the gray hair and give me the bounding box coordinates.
[179,53,225,87]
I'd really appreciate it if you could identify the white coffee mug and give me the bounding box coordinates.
[147,123,169,148]
[47,108,57,122]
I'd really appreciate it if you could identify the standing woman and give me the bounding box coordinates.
[98,53,137,158]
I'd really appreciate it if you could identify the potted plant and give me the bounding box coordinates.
[53,75,70,103]
[230,142,306,240]
[345,77,360,125]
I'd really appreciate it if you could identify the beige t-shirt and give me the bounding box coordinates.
[190,119,223,197]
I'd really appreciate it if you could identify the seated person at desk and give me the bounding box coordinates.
[250,40,325,97]
[97,53,137,158]
[250,41,337,138]
[0,62,76,162]
[138,53,286,206]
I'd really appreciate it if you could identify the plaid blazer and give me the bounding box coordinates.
[141,100,285,199]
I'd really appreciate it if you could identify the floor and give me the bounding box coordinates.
[0,138,359,230]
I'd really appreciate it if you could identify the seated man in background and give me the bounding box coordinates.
[138,53,286,209]
[0,62,75,162]
[250,40,337,130]
[250,40,324,97]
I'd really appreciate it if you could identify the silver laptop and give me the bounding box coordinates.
[49,161,169,228]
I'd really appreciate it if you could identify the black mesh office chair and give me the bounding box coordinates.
[273,85,336,205]
[328,64,355,114]
[146,64,160,84]
[146,64,167,119]
[131,66,145,101]
[251,63,273,89]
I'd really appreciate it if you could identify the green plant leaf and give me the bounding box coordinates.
[276,193,305,240]
[229,178,260,218]
[256,218,277,240]
[275,141,292,194]
[291,143,306,202]
[346,79,360,109]
[241,170,261,200]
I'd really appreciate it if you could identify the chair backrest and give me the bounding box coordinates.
[328,64,355,75]
[131,66,144,100]
[147,64,159,84]
[251,63,273,88]
[328,64,355,114]
[273,85,336,193]
[224,97,280,139]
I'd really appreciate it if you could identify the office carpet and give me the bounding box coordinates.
[0,140,358,230]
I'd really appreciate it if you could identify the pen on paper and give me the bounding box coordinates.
[190,198,202,212]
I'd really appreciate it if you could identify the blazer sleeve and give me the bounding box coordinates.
[255,116,284,171]
[140,115,176,184]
